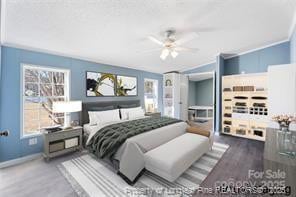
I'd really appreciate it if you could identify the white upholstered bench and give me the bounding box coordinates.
[144,133,210,182]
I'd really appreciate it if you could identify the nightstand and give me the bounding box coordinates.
[145,112,161,117]
[42,126,83,161]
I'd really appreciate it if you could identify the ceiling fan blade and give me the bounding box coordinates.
[148,36,164,46]
[171,50,178,58]
[174,32,199,45]
[139,48,162,54]
[175,47,199,53]
[160,48,169,60]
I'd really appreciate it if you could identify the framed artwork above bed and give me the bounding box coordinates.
[116,75,137,96]
[86,72,116,97]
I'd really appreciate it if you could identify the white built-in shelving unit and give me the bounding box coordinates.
[222,73,268,141]
[163,72,180,118]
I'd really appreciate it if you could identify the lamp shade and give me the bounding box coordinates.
[52,101,82,113]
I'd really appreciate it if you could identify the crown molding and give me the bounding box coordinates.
[180,60,216,73]
[223,39,289,60]
[180,38,289,73]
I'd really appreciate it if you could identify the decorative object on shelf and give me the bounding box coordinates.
[272,114,296,157]
[165,79,172,86]
[233,86,244,91]
[116,75,137,96]
[86,72,116,96]
[251,96,267,100]
[223,88,232,92]
[71,120,80,127]
[256,87,265,91]
[42,125,62,133]
[147,103,155,113]
[144,80,154,94]
[165,93,172,98]
[243,86,254,91]
[52,101,82,129]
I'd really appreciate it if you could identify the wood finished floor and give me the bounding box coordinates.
[0,134,264,197]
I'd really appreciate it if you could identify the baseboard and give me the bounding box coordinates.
[0,153,42,169]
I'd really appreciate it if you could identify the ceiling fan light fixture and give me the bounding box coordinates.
[171,50,178,58]
[160,48,170,60]
[148,30,199,60]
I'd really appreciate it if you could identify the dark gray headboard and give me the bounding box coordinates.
[81,100,141,125]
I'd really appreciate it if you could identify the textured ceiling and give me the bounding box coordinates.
[2,0,296,73]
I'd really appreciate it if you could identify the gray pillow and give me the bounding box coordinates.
[88,105,114,111]
[118,104,138,109]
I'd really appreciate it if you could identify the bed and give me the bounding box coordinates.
[81,100,189,184]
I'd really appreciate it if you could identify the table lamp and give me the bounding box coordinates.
[52,101,82,129]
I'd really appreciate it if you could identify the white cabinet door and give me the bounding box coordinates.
[173,73,181,119]
[180,74,188,121]
[268,64,296,129]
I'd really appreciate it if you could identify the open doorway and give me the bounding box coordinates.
[187,72,215,132]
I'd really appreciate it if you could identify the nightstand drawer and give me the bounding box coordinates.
[49,141,64,153]
[65,137,79,148]
[47,129,81,142]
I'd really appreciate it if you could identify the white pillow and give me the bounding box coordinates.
[88,109,120,125]
[120,107,142,120]
[88,112,99,125]
[128,108,145,120]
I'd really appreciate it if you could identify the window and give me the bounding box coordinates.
[21,64,70,137]
[144,78,158,112]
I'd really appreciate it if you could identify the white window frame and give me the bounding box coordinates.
[144,78,159,112]
[20,64,70,138]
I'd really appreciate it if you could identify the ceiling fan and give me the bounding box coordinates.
[147,30,199,60]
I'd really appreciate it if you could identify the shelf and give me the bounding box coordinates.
[221,131,265,141]
[223,90,267,93]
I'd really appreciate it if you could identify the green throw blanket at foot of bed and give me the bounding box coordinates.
[87,116,182,159]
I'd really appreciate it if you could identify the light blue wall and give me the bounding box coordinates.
[188,79,213,106]
[182,41,289,76]
[224,41,290,75]
[290,26,296,63]
[188,81,197,106]
[0,46,163,162]
[195,78,213,106]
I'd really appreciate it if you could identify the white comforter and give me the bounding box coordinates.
[84,118,188,182]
